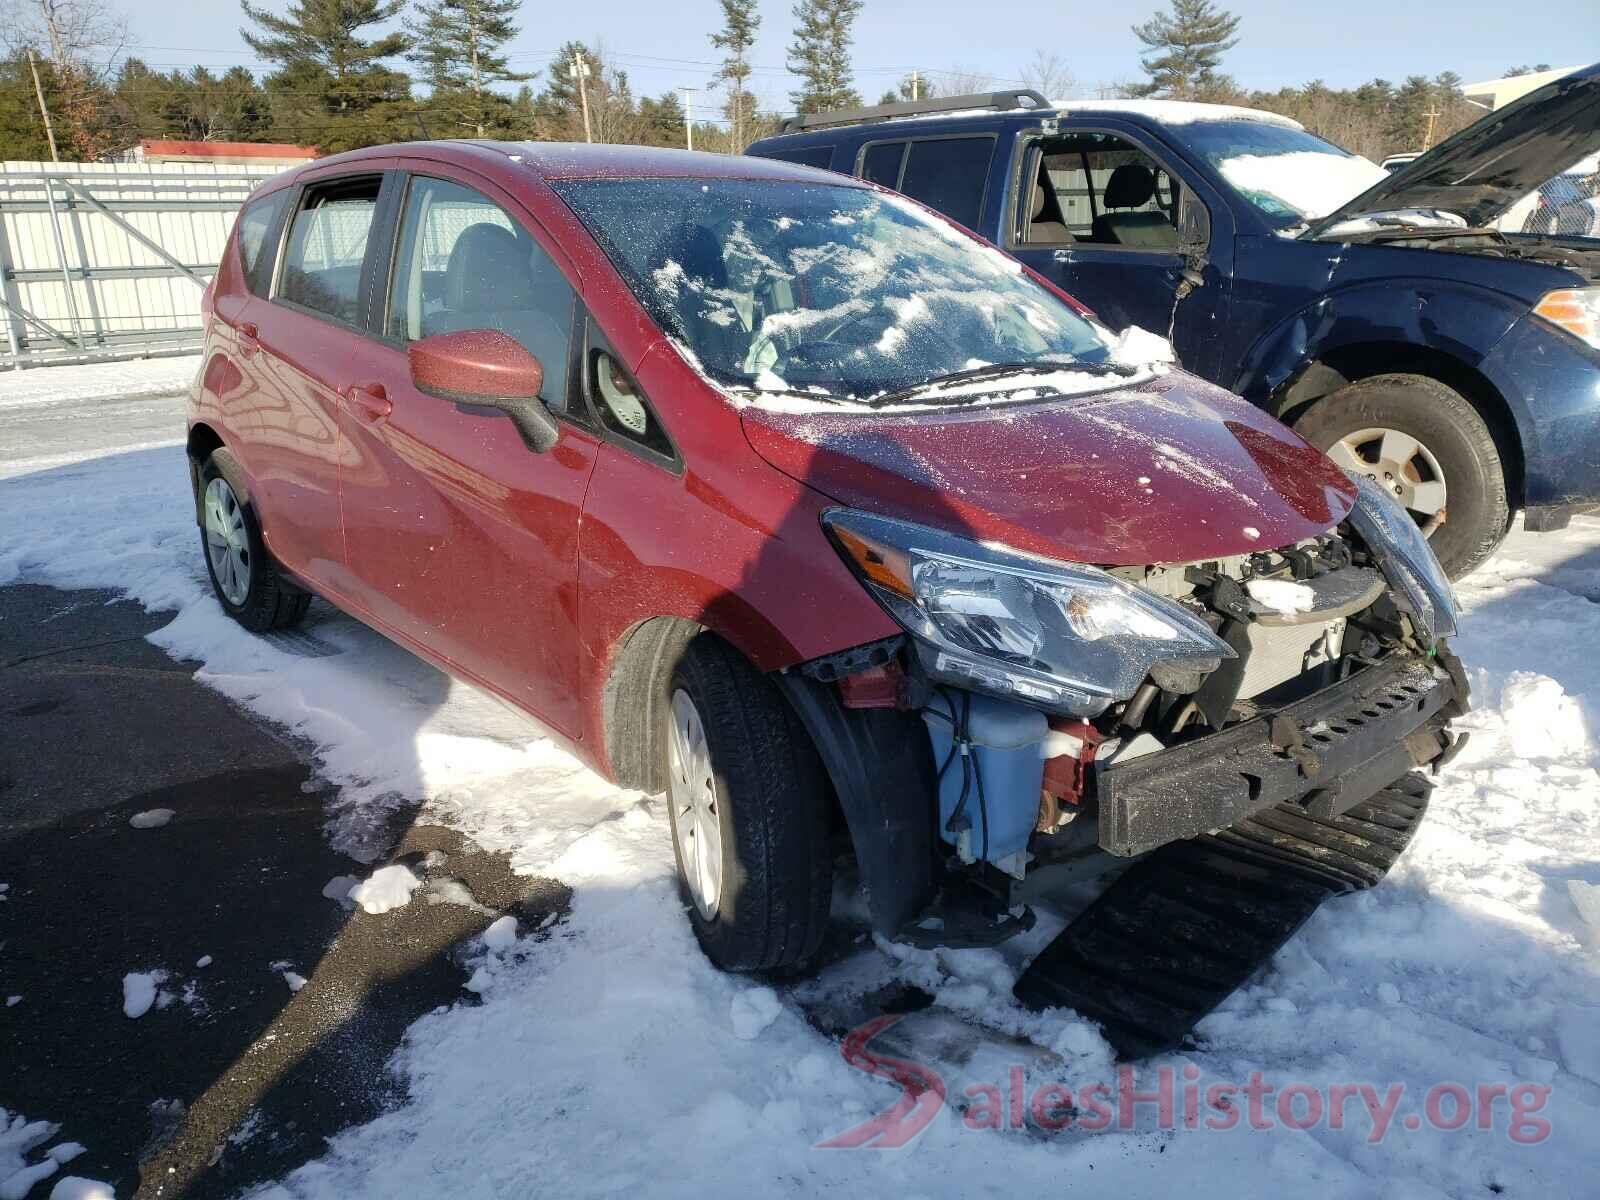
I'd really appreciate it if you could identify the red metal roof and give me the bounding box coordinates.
[139,140,318,159]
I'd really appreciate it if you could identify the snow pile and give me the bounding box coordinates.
[1217,150,1387,220]
[48,1180,114,1200]
[1246,577,1316,614]
[0,356,198,412]
[347,865,423,915]
[0,1111,97,1200]
[1109,325,1175,369]
[122,970,169,1019]
[1051,98,1304,129]
[129,808,174,829]
[1498,672,1590,761]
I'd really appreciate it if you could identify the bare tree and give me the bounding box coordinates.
[1020,50,1074,100]
[1,0,129,73]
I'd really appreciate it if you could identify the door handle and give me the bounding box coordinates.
[237,321,260,357]
[344,382,392,423]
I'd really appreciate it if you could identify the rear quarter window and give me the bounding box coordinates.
[235,190,290,298]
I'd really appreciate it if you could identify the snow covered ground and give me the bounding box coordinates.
[2,358,1598,1198]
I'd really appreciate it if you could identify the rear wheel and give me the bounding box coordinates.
[198,450,310,632]
[665,634,832,973]
[1292,373,1511,579]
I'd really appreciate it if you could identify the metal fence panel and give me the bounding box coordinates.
[0,160,285,369]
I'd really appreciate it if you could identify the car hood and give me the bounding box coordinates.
[738,373,1356,567]
[1307,62,1600,235]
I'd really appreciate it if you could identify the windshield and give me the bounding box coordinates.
[551,177,1117,404]
[1176,120,1388,230]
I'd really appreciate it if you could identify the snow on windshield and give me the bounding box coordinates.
[553,178,1169,410]
[1216,150,1388,224]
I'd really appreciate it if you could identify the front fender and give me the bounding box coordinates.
[1230,278,1528,411]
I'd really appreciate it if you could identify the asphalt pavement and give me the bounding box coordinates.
[0,582,568,1197]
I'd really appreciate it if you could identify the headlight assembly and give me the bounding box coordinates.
[1532,288,1600,352]
[1344,473,1459,643]
[822,509,1234,715]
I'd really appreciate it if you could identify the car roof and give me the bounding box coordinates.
[262,139,861,191]
[750,95,1304,150]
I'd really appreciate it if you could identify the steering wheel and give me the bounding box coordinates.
[754,307,888,375]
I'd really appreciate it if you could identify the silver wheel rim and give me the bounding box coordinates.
[667,688,721,920]
[203,476,251,606]
[1324,427,1449,536]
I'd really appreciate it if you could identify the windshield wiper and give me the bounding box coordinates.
[871,359,1137,408]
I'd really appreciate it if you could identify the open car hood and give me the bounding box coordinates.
[1307,62,1600,236]
[738,374,1356,567]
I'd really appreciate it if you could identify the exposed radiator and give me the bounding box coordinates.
[1238,618,1345,699]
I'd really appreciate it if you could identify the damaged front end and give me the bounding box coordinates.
[796,474,1467,952]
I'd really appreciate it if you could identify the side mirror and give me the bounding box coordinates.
[408,328,560,453]
[1178,192,1211,252]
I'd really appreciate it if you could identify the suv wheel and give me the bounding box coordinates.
[665,634,831,973]
[1292,373,1511,579]
[199,450,311,632]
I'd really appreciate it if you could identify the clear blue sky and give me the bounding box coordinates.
[119,0,1598,118]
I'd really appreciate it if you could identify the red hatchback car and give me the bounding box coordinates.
[188,142,1467,1049]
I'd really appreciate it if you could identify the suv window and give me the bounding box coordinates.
[896,137,995,230]
[278,177,381,323]
[860,141,906,187]
[235,190,289,298]
[386,175,574,410]
[763,145,835,170]
[1028,133,1182,249]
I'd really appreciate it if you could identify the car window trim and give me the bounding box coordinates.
[1008,125,1208,255]
[267,171,392,336]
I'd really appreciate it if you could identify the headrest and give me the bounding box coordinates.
[1104,163,1156,210]
[445,224,533,312]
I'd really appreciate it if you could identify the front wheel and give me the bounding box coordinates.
[1292,373,1511,579]
[664,634,832,973]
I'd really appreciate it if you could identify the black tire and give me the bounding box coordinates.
[664,634,832,973]
[1292,373,1511,579]
[198,449,311,632]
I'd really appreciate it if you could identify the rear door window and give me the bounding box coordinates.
[278,177,382,324]
[386,175,575,411]
[235,190,289,297]
[895,137,995,230]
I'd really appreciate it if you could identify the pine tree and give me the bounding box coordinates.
[787,0,862,115]
[407,0,530,137]
[240,0,413,152]
[710,0,759,150]
[1130,0,1240,100]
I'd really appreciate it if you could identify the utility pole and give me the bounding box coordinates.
[910,70,920,101]
[571,51,594,143]
[26,50,60,163]
[1421,105,1441,151]
[680,88,696,152]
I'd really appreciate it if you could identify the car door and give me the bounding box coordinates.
[338,168,600,735]
[1006,128,1233,380]
[245,165,395,590]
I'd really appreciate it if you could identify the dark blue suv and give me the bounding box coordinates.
[748,68,1600,577]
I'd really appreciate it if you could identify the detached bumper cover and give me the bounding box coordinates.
[1097,655,1461,857]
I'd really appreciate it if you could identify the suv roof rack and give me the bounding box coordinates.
[777,89,1050,135]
